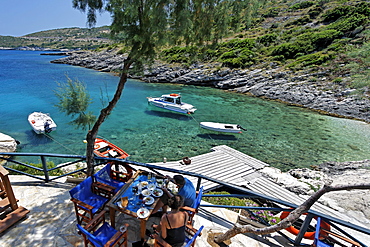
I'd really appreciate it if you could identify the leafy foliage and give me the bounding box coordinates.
[7,162,63,176]
[54,76,96,130]
[289,1,315,10]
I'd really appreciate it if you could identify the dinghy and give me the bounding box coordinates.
[93,138,130,159]
[28,112,57,134]
[147,93,197,114]
[199,122,246,133]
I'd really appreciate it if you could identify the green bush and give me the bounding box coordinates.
[321,5,355,22]
[297,29,342,49]
[262,7,281,18]
[287,52,332,68]
[219,49,255,68]
[270,40,314,59]
[285,15,311,27]
[8,162,63,176]
[161,46,198,63]
[257,33,278,46]
[290,1,315,10]
[326,13,368,34]
[322,2,370,23]
[308,6,323,19]
[219,38,255,50]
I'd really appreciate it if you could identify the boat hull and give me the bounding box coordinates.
[28,112,57,134]
[93,138,129,159]
[199,122,243,133]
[147,97,196,114]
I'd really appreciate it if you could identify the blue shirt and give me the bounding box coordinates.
[178,178,196,207]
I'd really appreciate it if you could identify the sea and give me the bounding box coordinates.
[1,50,370,171]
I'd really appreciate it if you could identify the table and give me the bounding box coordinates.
[107,170,165,240]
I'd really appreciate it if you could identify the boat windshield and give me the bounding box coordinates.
[175,97,181,104]
[163,97,174,103]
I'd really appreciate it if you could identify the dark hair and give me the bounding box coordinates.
[173,175,185,186]
[168,195,184,210]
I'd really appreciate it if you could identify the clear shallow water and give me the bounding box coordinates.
[1,50,370,171]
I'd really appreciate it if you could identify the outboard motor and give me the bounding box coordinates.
[44,121,52,133]
[237,125,247,131]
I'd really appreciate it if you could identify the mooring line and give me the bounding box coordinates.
[43,133,78,155]
[188,113,218,146]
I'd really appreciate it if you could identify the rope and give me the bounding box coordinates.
[188,113,218,146]
[43,133,79,155]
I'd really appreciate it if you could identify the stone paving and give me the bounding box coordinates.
[0,175,299,247]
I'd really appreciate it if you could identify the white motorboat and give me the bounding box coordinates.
[28,112,57,134]
[199,122,246,133]
[147,93,197,114]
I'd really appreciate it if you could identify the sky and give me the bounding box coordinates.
[0,0,112,37]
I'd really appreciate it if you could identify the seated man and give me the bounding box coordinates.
[151,175,196,216]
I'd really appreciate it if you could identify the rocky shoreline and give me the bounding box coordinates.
[51,50,370,123]
[261,159,370,225]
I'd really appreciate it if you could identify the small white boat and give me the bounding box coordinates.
[28,112,57,134]
[147,93,196,114]
[200,122,246,133]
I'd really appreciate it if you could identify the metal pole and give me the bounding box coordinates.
[295,213,314,245]
[41,156,49,182]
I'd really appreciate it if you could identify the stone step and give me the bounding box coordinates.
[0,206,30,233]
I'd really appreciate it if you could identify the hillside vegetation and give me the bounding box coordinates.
[0,26,112,50]
[155,0,369,99]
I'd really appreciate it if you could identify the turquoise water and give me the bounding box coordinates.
[1,50,370,171]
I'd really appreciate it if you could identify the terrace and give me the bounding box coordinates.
[0,146,369,246]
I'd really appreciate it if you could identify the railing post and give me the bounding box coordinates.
[41,155,49,182]
[196,177,202,191]
[294,213,314,245]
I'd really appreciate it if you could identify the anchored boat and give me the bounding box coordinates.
[28,112,57,134]
[199,122,247,133]
[147,93,197,114]
[93,138,130,159]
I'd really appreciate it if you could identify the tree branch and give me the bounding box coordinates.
[214,183,370,244]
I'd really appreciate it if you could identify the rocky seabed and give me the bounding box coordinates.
[51,50,370,123]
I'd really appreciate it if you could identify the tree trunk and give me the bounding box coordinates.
[85,61,132,176]
[214,183,370,244]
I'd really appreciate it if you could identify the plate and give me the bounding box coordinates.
[152,188,163,197]
[143,196,155,205]
[142,189,151,196]
[137,207,150,218]
[140,181,149,187]
[147,184,156,190]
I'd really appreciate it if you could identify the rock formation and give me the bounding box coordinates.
[0,133,18,153]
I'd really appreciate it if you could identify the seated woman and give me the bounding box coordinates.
[153,195,189,247]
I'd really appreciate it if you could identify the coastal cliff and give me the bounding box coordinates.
[51,50,370,123]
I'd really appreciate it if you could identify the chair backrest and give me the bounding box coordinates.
[95,164,112,182]
[184,225,204,247]
[69,176,94,200]
[192,186,203,209]
[314,217,334,247]
[76,223,104,247]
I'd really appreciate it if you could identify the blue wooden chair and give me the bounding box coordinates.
[313,217,334,247]
[77,210,128,247]
[94,162,133,193]
[69,176,110,225]
[153,225,204,247]
[184,225,204,247]
[181,186,204,226]
[94,164,125,193]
